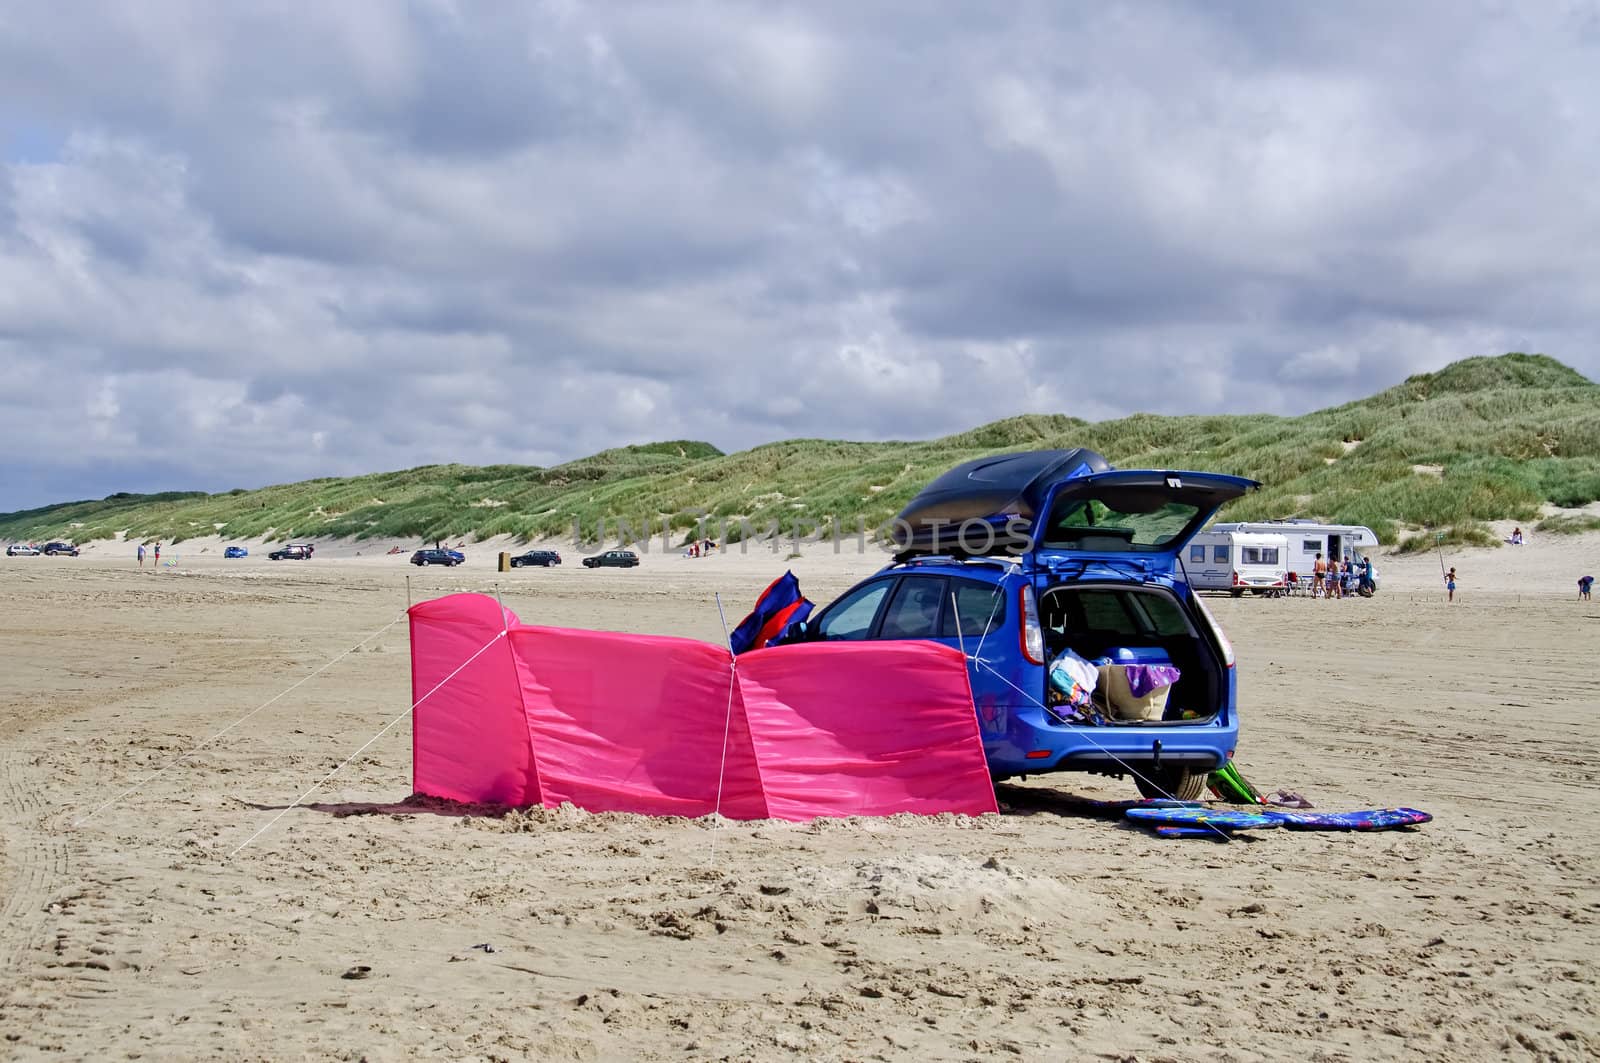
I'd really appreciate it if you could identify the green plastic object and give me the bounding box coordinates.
[1207,761,1263,804]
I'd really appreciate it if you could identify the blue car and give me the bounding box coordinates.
[224,546,248,558]
[787,449,1258,800]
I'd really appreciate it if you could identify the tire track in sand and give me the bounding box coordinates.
[0,751,111,1033]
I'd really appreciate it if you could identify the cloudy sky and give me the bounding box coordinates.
[3,1,1598,510]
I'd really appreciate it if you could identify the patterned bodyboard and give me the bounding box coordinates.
[1151,825,1234,840]
[1264,807,1432,831]
[1124,807,1284,831]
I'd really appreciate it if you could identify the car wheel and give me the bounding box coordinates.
[1135,767,1208,802]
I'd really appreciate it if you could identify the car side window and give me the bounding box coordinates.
[1075,591,1142,637]
[879,576,947,640]
[816,581,892,641]
[1127,592,1191,637]
[938,579,1007,638]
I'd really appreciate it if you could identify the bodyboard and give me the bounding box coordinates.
[1263,807,1432,831]
[1124,807,1283,831]
[1151,825,1233,840]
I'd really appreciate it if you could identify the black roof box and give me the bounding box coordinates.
[890,448,1112,555]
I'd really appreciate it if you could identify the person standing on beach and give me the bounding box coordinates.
[153,542,161,566]
[1312,552,1326,600]
[137,543,145,568]
[1445,566,1457,603]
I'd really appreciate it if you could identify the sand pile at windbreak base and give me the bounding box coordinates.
[0,534,1596,1060]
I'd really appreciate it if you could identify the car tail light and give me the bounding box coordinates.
[1231,570,1241,586]
[1019,584,1045,665]
[1026,749,1052,760]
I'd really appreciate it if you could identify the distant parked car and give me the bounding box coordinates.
[41,542,79,556]
[268,544,312,561]
[6,543,41,556]
[410,549,463,567]
[583,549,640,569]
[224,546,248,559]
[510,549,562,568]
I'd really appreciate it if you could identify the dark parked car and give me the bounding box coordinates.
[42,542,79,556]
[583,549,640,568]
[510,550,562,568]
[224,546,248,559]
[268,544,312,561]
[411,549,463,567]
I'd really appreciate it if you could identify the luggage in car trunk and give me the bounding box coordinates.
[1097,664,1173,720]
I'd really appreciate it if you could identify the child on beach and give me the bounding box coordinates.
[137,543,145,568]
[1580,575,1594,601]
[1445,566,1457,603]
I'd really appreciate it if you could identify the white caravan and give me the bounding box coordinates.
[1183,530,1289,595]
[1207,521,1381,590]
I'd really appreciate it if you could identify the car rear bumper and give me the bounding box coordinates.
[984,705,1237,777]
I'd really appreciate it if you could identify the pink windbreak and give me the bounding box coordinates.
[408,593,996,821]
[409,594,540,806]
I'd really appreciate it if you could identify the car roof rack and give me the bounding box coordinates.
[889,552,1021,570]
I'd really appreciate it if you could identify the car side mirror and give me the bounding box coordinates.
[774,620,813,645]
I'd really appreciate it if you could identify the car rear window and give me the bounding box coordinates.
[938,579,1007,639]
[879,576,947,639]
[1040,490,1206,552]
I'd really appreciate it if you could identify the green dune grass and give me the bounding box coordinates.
[4,354,1597,548]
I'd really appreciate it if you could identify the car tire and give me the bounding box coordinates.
[1135,767,1208,802]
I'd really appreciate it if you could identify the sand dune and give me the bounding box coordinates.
[1,534,1596,1059]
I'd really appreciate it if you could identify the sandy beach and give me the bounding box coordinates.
[1,531,1596,1060]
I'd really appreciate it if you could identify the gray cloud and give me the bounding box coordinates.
[1,1,1597,510]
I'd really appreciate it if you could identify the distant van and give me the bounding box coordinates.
[1184,530,1288,595]
[1208,521,1381,592]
